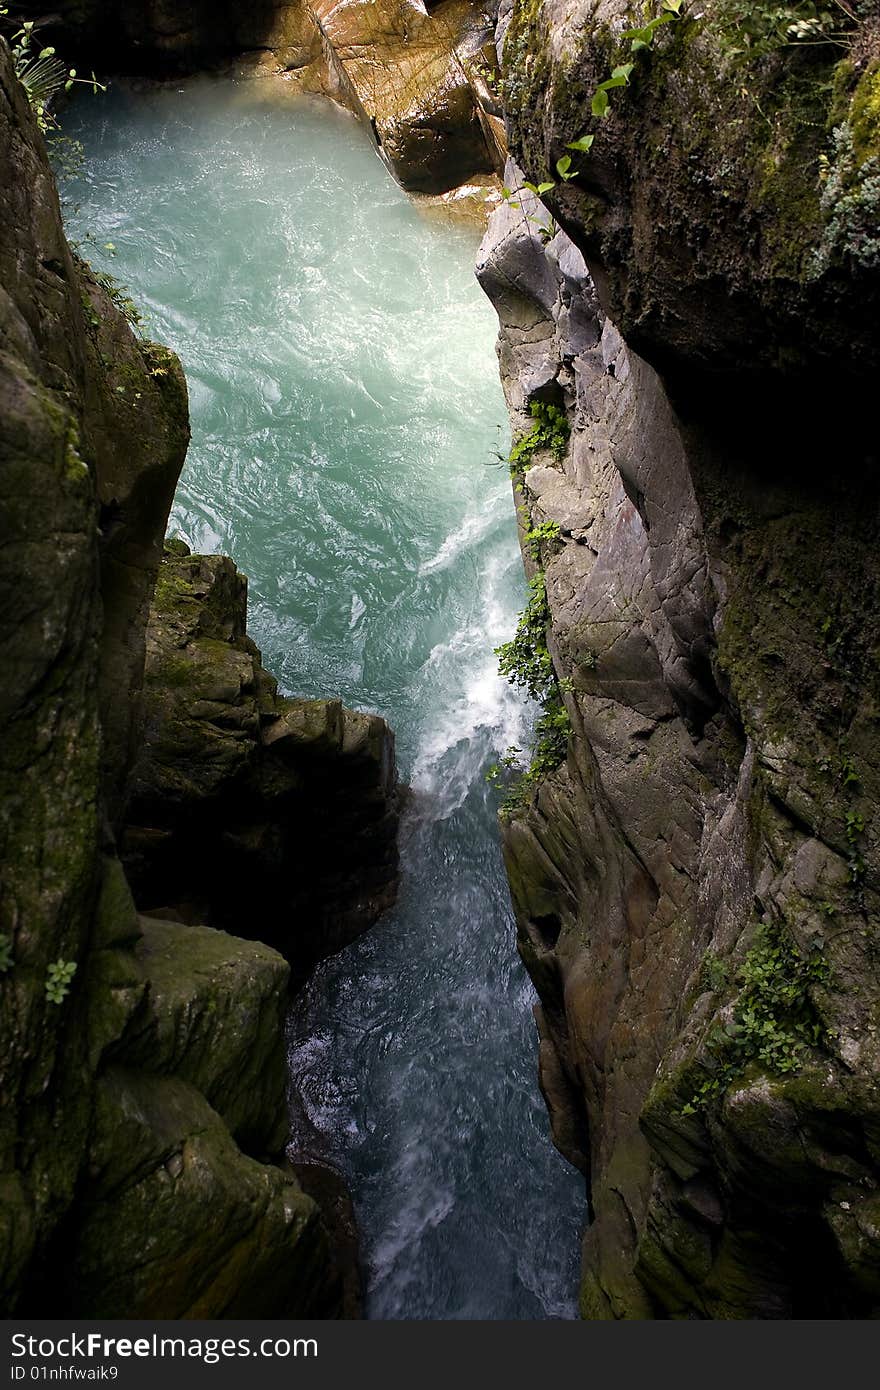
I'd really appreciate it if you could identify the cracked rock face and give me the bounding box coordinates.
[478,156,880,1317]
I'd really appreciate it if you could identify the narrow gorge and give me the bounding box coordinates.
[1,0,879,1323]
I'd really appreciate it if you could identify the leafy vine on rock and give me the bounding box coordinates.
[683,921,832,1113]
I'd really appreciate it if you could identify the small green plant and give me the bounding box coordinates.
[682,920,831,1114]
[45,958,77,1005]
[72,250,145,333]
[91,267,145,330]
[3,11,105,134]
[819,611,846,660]
[591,62,636,118]
[500,182,563,245]
[554,154,579,182]
[490,568,574,817]
[496,572,556,703]
[488,698,572,818]
[0,934,13,973]
[625,0,686,51]
[523,517,561,562]
[508,400,570,473]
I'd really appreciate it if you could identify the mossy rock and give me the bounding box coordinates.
[122,916,290,1155]
[61,1069,340,1318]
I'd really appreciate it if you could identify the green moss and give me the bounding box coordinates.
[64,423,90,482]
[849,59,880,165]
[501,0,550,118]
[752,70,830,277]
[147,653,200,690]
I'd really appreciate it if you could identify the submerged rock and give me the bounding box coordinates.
[122,542,402,971]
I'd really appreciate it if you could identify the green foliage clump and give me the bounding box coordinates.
[90,266,145,330]
[712,0,854,62]
[0,934,13,973]
[496,572,556,704]
[490,574,555,729]
[699,948,730,993]
[522,516,561,562]
[489,571,573,818]
[683,921,831,1114]
[509,400,570,473]
[72,250,145,333]
[487,697,572,819]
[3,10,105,135]
[45,958,77,1005]
[845,808,866,885]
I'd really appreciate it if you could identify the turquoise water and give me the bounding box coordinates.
[64,78,584,1320]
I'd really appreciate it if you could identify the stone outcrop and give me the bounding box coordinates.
[0,31,392,1315]
[122,542,401,973]
[479,0,880,1319]
[34,0,506,192]
[501,0,880,378]
[308,0,503,192]
[27,867,338,1317]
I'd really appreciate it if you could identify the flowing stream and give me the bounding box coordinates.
[63,77,584,1320]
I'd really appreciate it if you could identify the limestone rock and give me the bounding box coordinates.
[311,0,498,191]
[44,0,503,193]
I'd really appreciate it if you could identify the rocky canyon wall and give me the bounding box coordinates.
[479,0,880,1317]
[0,32,398,1315]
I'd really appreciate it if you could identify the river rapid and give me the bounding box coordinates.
[63,77,584,1320]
